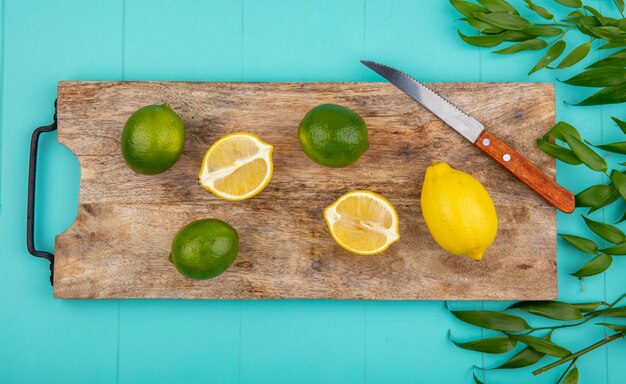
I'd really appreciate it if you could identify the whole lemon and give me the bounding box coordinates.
[421,162,497,261]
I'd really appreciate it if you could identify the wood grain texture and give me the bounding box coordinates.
[54,81,557,300]
[476,130,575,213]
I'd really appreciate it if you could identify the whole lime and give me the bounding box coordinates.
[169,219,239,280]
[121,103,186,175]
[298,104,368,168]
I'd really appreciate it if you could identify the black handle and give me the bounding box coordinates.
[27,104,57,285]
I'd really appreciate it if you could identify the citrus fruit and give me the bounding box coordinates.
[421,162,498,261]
[324,190,400,255]
[298,104,368,168]
[169,219,239,280]
[121,103,186,175]
[198,132,274,201]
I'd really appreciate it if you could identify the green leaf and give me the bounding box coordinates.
[537,139,582,165]
[617,208,626,224]
[473,12,531,31]
[489,332,552,370]
[458,30,509,47]
[575,184,620,212]
[524,0,553,20]
[524,26,564,37]
[612,117,626,134]
[575,84,626,106]
[461,17,505,33]
[564,366,579,384]
[557,41,592,69]
[505,31,533,42]
[610,170,626,201]
[477,0,518,14]
[595,142,626,155]
[544,121,581,141]
[562,132,607,172]
[599,41,626,50]
[583,216,625,244]
[577,23,601,39]
[597,323,626,332]
[563,9,583,22]
[600,241,626,255]
[572,302,604,312]
[562,67,626,87]
[491,346,545,369]
[616,0,625,13]
[555,0,582,8]
[530,40,566,74]
[559,234,598,254]
[494,39,548,54]
[450,0,490,18]
[508,334,571,357]
[583,6,609,25]
[571,253,612,277]
[589,307,626,317]
[588,26,626,42]
[587,49,626,68]
[473,372,484,384]
[450,334,517,354]
[507,301,584,320]
[448,307,531,332]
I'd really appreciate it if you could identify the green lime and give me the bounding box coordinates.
[121,103,186,175]
[169,219,239,280]
[298,104,368,168]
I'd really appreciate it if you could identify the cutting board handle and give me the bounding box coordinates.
[476,130,576,213]
[27,102,57,286]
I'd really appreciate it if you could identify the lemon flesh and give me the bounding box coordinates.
[198,133,273,201]
[421,162,498,261]
[324,190,400,256]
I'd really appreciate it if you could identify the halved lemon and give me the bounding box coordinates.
[198,132,274,201]
[324,190,400,255]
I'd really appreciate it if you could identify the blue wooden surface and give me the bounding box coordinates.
[0,1,624,383]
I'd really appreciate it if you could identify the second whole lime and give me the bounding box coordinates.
[169,219,239,280]
[298,104,369,168]
[121,103,186,175]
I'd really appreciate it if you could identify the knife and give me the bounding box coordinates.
[361,60,575,213]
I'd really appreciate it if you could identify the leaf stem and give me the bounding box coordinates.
[528,296,620,333]
[555,358,577,384]
[585,293,626,317]
[613,0,625,18]
[528,319,590,332]
[533,333,624,375]
[538,22,570,27]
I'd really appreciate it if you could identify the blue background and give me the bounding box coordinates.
[0,0,625,383]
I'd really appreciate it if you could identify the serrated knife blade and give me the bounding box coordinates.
[361,60,575,213]
[361,60,484,143]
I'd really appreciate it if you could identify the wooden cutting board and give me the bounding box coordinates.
[54,81,557,300]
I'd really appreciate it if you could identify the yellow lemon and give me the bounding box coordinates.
[324,190,400,256]
[421,162,497,261]
[198,132,273,201]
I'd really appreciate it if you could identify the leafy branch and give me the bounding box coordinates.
[450,0,626,106]
[448,294,626,383]
[539,117,626,278]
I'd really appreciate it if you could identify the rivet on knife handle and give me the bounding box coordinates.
[476,130,575,213]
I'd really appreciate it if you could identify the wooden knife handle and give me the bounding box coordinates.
[475,130,575,213]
